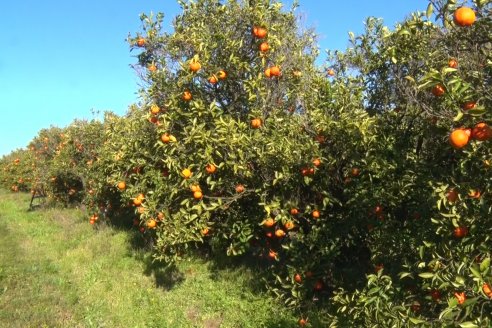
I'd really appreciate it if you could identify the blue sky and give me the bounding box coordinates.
[0,0,426,156]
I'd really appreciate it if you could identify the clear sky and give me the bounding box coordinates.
[0,0,426,156]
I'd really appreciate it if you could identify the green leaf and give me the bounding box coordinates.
[453,111,464,122]
[459,322,479,328]
[426,3,434,19]
[480,258,490,272]
[409,317,426,324]
[419,272,434,279]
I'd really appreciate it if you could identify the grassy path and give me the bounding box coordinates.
[0,191,298,327]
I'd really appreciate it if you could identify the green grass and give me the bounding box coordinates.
[0,191,299,328]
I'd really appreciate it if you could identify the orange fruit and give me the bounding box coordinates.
[201,227,210,236]
[454,7,476,27]
[89,218,96,225]
[193,190,203,199]
[148,64,157,72]
[264,68,272,78]
[157,212,165,220]
[448,58,458,68]
[483,283,492,298]
[205,163,217,174]
[136,37,146,47]
[298,318,307,327]
[312,158,321,167]
[454,292,466,305]
[182,90,192,101]
[133,198,142,206]
[275,229,286,238]
[294,273,302,283]
[251,118,262,129]
[312,210,320,219]
[259,42,269,52]
[462,101,476,110]
[471,122,491,141]
[147,219,157,229]
[208,75,218,84]
[253,26,267,38]
[446,188,459,203]
[468,189,481,199]
[314,280,324,291]
[190,184,201,193]
[189,61,201,72]
[453,226,468,238]
[290,208,299,216]
[117,181,126,191]
[351,167,360,177]
[161,133,171,143]
[235,184,245,193]
[449,129,470,148]
[263,218,275,227]
[150,104,160,115]
[284,221,295,230]
[269,66,281,77]
[327,68,335,76]
[217,70,227,80]
[182,168,192,179]
[431,84,446,97]
[268,249,277,259]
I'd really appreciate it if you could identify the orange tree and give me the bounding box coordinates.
[319,0,492,326]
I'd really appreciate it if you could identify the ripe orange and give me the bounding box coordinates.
[217,70,227,80]
[312,210,320,219]
[268,249,277,260]
[136,37,146,47]
[190,184,201,192]
[454,292,466,305]
[290,208,299,216]
[269,66,281,77]
[208,75,218,84]
[201,227,210,236]
[468,189,481,199]
[298,318,307,327]
[189,61,201,72]
[235,184,245,193]
[448,58,458,68]
[89,218,95,225]
[453,226,468,238]
[284,221,295,230]
[483,283,492,298]
[327,68,335,76]
[253,26,267,38]
[147,219,157,229]
[161,133,171,143]
[449,129,470,148]
[471,122,491,141]
[182,90,192,101]
[148,64,157,72]
[264,68,272,78]
[312,158,321,167]
[157,212,165,220]
[462,101,476,110]
[263,218,275,227]
[117,181,126,191]
[314,280,324,291]
[150,104,160,115]
[251,118,262,129]
[431,84,446,97]
[133,198,142,207]
[259,42,269,52]
[294,273,302,283]
[205,163,217,174]
[446,188,458,203]
[351,167,360,177]
[193,190,203,199]
[275,229,286,238]
[182,168,192,179]
[454,7,476,27]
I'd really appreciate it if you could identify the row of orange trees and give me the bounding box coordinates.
[1,0,491,326]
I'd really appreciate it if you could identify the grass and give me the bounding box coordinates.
[0,190,300,328]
